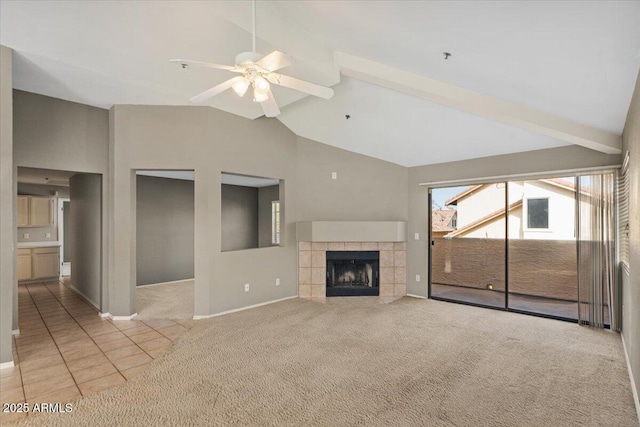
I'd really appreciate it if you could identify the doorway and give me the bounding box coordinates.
[134,170,195,321]
[58,198,71,277]
[429,176,585,321]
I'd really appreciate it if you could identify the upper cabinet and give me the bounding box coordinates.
[17,195,55,227]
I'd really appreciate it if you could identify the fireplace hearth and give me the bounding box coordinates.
[326,251,379,297]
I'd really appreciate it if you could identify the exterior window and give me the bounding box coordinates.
[271,201,281,245]
[450,215,457,229]
[527,198,549,229]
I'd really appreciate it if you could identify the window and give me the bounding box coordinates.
[272,200,281,245]
[527,198,549,229]
[450,214,457,229]
[619,151,630,272]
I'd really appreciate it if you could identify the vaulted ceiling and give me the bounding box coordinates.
[1,1,639,167]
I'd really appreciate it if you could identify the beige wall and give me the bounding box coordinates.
[621,70,640,406]
[13,90,110,315]
[221,184,259,252]
[0,45,15,365]
[109,105,300,317]
[136,175,195,286]
[407,145,621,297]
[296,136,408,222]
[69,173,102,307]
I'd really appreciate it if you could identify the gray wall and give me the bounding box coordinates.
[0,45,15,365]
[13,90,109,315]
[296,136,408,221]
[109,105,300,317]
[221,184,259,252]
[406,145,622,297]
[63,201,71,262]
[621,69,640,405]
[69,174,102,307]
[136,175,194,285]
[258,185,280,248]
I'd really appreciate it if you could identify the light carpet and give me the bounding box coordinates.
[135,280,194,320]
[17,297,638,426]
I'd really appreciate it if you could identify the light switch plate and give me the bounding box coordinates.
[331,172,337,180]
[275,278,280,286]
[23,233,29,240]
[244,283,250,292]
[414,233,419,240]
[45,233,51,238]
[415,275,421,282]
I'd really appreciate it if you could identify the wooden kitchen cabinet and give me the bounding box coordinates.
[17,250,33,281]
[17,247,60,282]
[17,196,29,227]
[17,195,55,227]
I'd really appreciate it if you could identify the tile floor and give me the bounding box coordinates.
[0,280,193,424]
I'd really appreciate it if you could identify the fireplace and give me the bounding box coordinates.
[326,251,379,297]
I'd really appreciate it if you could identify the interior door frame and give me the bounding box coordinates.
[57,197,71,277]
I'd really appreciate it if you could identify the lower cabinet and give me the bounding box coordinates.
[18,247,60,282]
[17,250,33,281]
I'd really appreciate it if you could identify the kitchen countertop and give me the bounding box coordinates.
[17,241,61,249]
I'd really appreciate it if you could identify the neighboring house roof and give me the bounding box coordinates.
[432,209,457,232]
[445,185,484,206]
[445,178,578,207]
[445,200,523,238]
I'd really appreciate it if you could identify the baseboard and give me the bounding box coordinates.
[12,329,20,337]
[137,278,194,288]
[0,360,15,370]
[193,296,297,320]
[406,293,427,299]
[98,312,110,318]
[67,283,100,310]
[103,313,138,321]
[622,334,640,422]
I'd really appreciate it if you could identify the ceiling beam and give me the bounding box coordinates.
[335,52,621,155]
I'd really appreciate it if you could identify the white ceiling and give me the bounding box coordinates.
[17,167,76,186]
[2,1,639,167]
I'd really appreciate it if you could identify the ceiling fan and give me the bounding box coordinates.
[170,0,334,117]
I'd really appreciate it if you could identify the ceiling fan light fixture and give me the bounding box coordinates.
[232,77,251,97]
[253,76,270,94]
[253,88,269,103]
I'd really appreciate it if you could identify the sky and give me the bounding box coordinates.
[431,185,469,210]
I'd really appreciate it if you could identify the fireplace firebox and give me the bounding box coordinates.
[326,251,379,297]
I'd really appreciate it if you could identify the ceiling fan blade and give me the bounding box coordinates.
[256,51,294,72]
[267,73,334,99]
[170,59,240,72]
[190,76,245,103]
[260,89,281,117]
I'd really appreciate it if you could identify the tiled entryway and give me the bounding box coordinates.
[0,280,192,424]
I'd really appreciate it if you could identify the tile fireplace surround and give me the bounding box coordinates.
[298,241,407,303]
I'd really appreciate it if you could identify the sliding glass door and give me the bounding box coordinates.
[506,178,578,320]
[429,176,585,321]
[430,184,506,309]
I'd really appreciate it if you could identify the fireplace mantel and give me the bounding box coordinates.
[296,221,407,243]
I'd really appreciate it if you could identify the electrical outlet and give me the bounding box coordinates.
[415,274,421,282]
[275,278,280,286]
[23,233,29,240]
[244,283,250,292]
[45,233,51,238]
[414,232,419,240]
[331,172,337,180]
